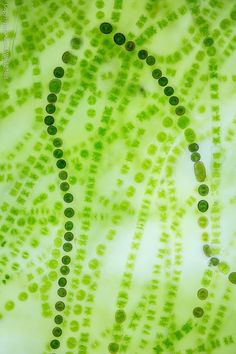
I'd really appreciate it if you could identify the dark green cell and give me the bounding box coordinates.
[169,96,179,105]
[125,41,135,51]
[53,149,63,159]
[54,315,63,324]
[146,55,156,65]
[175,105,186,115]
[108,342,119,353]
[52,327,62,337]
[60,182,70,191]
[58,277,67,287]
[63,242,73,252]
[99,22,113,34]
[158,77,168,86]
[62,256,71,265]
[164,86,174,96]
[44,115,54,126]
[115,310,126,323]
[56,159,66,169]
[194,161,206,182]
[138,49,148,59]
[64,232,74,241]
[203,244,211,257]
[198,184,209,196]
[230,10,236,20]
[197,288,208,300]
[209,257,219,266]
[228,272,236,284]
[49,79,61,94]
[55,301,65,311]
[65,221,73,230]
[193,307,204,318]
[191,152,201,162]
[57,288,67,297]
[54,67,64,78]
[46,104,56,114]
[203,37,214,47]
[47,125,57,135]
[60,266,70,275]
[152,69,162,79]
[64,208,74,218]
[188,143,199,152]
[113,33,126,45]
[50,340,60,349]
[62,51,77,65]
[198,200,208,212]
[47,93,57,103]
[53,138,63,147]
[59,171,68,180]
[63,193,73,203]
[70,37,81,49]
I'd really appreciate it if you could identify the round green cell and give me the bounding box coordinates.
[55,301,65,311]
[53,138,63,147]
[58,277,67,287]
[63,242,73,252]
[62,256,71,265]
[198,200,208,212]
[115,310,126,323]
[146,55,156,65]
[230,10,236,20]
[63,193,73,203]
[169,96,179,105]
[54,315,63,325]
[188,143,199,152]
[191,152,201,162]
[193,307,204,318]
[175,105,186,115]
[156,131,166,142]
[209,257,219,266]
[197,288,208,300]
[18,292,28,301]
[113,33,125,45]
[164,86,174,96]
[47,93,57,103]
[47,125,57,135]
[53,149,63,159]
[70,37,81,49]
[52,327,62,337]
[60,182,69,191]
[177,116,190,129]
[5,301,15,311]
[99,22,113,34]
[46,104,56,114]
[64,232,74,241]
[203,244,211,257]
[198,216,208,228]
[44,115,54,126]
[203,37,214,47]
[59,171,68,180]
[60,265,70,275]
[228,272,236,284]
[125,41,135,51]
[65,221,73,230]
[57,288,67,297]
[56,159,66,169]
[62,51,77,65]
[152,69,162,79]
[138,49,148,60]
[184,128,196,142]
[49,79,61,94]
[198,184,209,196]
[54,67,64,78]
[64,208,74,218]
[158,77,168,86]
[50,340,60,349]
[108,342,119,353]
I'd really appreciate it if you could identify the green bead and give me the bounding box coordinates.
[115,310,126,323]
[63,242,73,252]
[146,55,156,65]
[108,342,119,353]
[138,49,148,59]
[198,200,208,212]
[228,272,236,284]
[44,115,54,126]
[50,339,60,349]
[197,288,208,300]
[52,327,62,337]
[55,301,65,311]
[113,33,125,45]
[47,125,57,135]
[64,232,74,241]
[53,149,63,158]
[209,257,219,266]
[70,37,81,49]
[46,103,56,114]
[56,159,66,169]
[125,41,135,51]
[198,184,209,196]
[54,315,63,324]
[99,22,113,34]
[193,307,204,318]
[60,182,70,191]
[62,256,71,265]
[63,193,73,203]
[58,277,67,286]
[169,96,179,105]
[54,67,64,78]
[164,86,174,96]
[57,288,67,297]
[191,152,201,162]
[158,77,168,86]
[53,138,63,147]
[188,143,199,152]
[152,69,162,79]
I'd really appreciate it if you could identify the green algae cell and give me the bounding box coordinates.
[194,161,206,182]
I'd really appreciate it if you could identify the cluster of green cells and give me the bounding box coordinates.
[1,0,236,354]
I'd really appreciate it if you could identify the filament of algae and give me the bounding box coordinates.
[0,1,236,354]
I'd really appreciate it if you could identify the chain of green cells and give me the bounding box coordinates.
[0,0,236,354]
